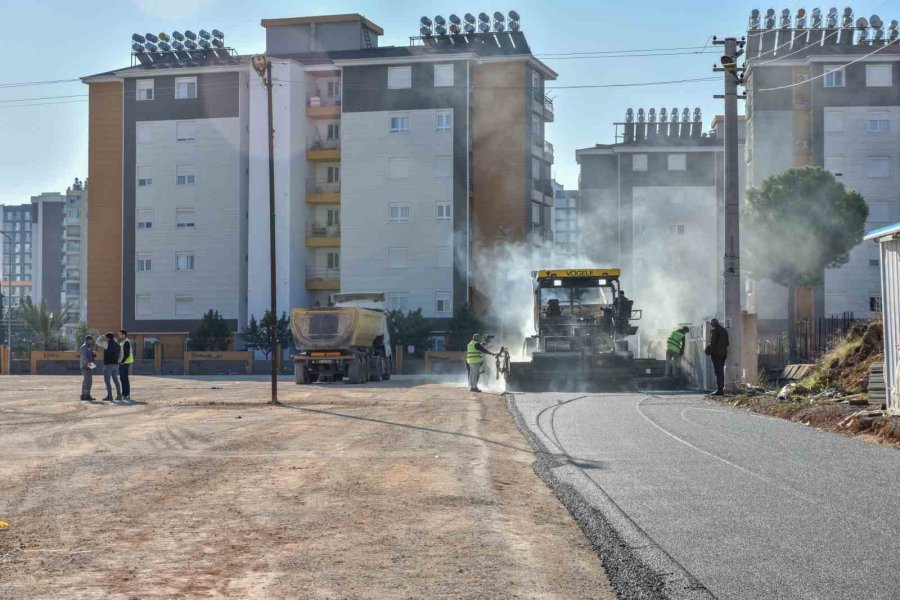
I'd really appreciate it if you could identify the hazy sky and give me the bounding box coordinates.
[0,0,894,199]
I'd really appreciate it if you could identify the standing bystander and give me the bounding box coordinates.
[101,332,122,402]
[705,318,729,396]
[79,335,96,401]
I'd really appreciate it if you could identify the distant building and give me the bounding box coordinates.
[576,108,745,338]
[30,192,66,313]
[63,179,88,336]
[744,6,900,329]
[551,180,579,256]
[0,203,35,309]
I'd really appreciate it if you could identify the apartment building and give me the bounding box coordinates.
[576,109,745,344]
[551,180,579,257]
[63,179,88,325]
[745,6,900,330]
[82,12,556,352]
[0,203,34,309]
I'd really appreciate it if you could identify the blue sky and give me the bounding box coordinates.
[0,0,894,199]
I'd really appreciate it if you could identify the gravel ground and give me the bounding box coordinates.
[0,375,615,599]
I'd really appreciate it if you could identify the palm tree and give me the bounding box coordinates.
[17,297,72,351]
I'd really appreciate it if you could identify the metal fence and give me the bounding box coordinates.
[759,312,858,368]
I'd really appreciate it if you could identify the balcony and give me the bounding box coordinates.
[306,137,341,161]
[543,96,554,122]
[544,141,554,164]
[306,222,340,247]
[531,91,554,122]
[306,181,341,204]
[306,267,340,291]
[307,96,341,119]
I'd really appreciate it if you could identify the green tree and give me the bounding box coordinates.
[242,311,292,358]
[242,315,263,354]
[186,309,232,351]
[17,296,71,351]
[744,167,868,360]
[386,308,433,355]
[73,321,100,348]
[447,303,484,351]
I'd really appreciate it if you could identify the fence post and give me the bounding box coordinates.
[246,351,253,375]
[30,351,39,375]
[424,352,431,374]
[154,343,162,375]
[0,345,7,375]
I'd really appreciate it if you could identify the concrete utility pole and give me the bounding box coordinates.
[713,36,744,388]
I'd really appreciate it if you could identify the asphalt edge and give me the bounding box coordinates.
[505,393,715,600]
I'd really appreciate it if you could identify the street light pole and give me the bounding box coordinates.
[0,230,12,375]
[252,55,279,405]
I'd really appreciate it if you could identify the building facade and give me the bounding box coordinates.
[552,180,579,257]
[0,203,34,310]
[82,12,556,353]
[745,6,900,329]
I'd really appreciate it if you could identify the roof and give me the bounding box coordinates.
[82,54,250,82]
[865,222,900,242]
[261,13,384,36]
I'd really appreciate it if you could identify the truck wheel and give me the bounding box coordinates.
[383,359,392,381]
[294,364,309,385]
[348,358,363,384]
[372,357,383,382]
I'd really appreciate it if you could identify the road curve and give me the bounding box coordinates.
[512,391,900,600]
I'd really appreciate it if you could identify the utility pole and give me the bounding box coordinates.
[252,55,279,405]
[713,36,745,389]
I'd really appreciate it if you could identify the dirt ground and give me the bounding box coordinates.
[0,376,614,599]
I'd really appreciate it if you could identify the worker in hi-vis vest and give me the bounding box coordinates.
[665,326,690,378]
[466,333,496,393]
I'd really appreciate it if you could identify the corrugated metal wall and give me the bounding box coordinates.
[880,238,900,414]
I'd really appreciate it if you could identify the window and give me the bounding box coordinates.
[387,66,412,89]
[326,165,340,183]
[176,165,195,185]
[866,157,890,178]
[66,255,80,267]
[175,77,197,99]
[137,254,152,272]
[327,252,340,270]
[436,202,452,220]
[175,295,194,316]
[532,157,541,180]
[136,294,151,314]
[175,252,195,271]
[866,64,892,87]
[326,80,341,98]
[176,208,196,228]
[531,69,541,99]
[388,292,409,312]
[389,203,409,222]
[389,157,409,179]
[389,114,410,133]
[870,259,880,267]
[136,79,154,101]
[434,64,454,87]
[824,109,844,133]
[176,121,196,142]
[388,247,409,269]
[136,208,152,229]
[325,207,340,227]
[436,110,452,132]
[327,123,340,140]
[667,154,687,171]
[632,154,648,171]
[825,156,844,177]
[866,114,890,133]
[435,291,451,314]
[137,123,154,144]
[870,296,883,312]
[824,65,844,88]
[434,155,452,178]
[669,223,685,236]
[138,166,152,187]
[532,114,542,135]
[435,246,452,268]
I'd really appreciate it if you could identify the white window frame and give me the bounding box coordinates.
[388,247,409,269]
[435,246,452,268]
[174,295,194,316]
[669,223,686,236]
[175,252,195,272]
[866,64,892,88]
[388,203,410,223]
[326,122,340,140]
[136,79,154,101]
[434,64,454,87]
[136,123,154,144]
[435,291,451,314]
[326,80,341,98]
[137,254,152,272]
[824,65,845,88]
[137,166,152,187]
[866,157,891,179]
[136,208,153,230]
[176,165,195,186]
[389,113,410,133]
[632,154,648,171]
[388,157,409,179]
[176,208,196,229]
[667,153,687,171]
[175,121,196,142]
[175,76,197,99]
[388,292,409,312]
[436,110,452,132]
[866,114,890,133]
[434,155,452,178]
[387,66,412,90]
[326,251,340,270]
[326,165,340,183]
[436,202,452,221]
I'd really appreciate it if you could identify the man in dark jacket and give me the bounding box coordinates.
[117,329,133,401]
[706,318,729,396]
[101,332,122,402]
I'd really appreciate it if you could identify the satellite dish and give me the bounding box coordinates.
[420,25,432,36]
[870,15,883,29]
[158,41,171,52]
[478,22,490,33]
[671,108,680,122]
[464,13,476,24]
[143,42,158,52]
[464,23,476,34]
[212,29,224,39]
[198,39,211,49]
[435,24,447,35]
[478,12,490,23]
[434,15,446,25]
[132,33,146,44]
[625,108,634,123]
[157,32,170,42]
[185,39,198,50]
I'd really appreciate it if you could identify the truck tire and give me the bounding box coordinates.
[383,358,392,381]
[372,357,383,382]
[348,357,364,384]
[294,363,309,385]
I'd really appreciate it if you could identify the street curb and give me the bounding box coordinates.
[506,394,715,600]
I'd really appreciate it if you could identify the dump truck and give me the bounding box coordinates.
[291,292,392,384]
[506,268,666,391]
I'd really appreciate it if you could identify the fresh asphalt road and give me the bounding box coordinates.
[514,391,900,600]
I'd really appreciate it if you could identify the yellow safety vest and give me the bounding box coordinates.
[466,340,483,364]
[122,338,135,365]
[666,330,685,353]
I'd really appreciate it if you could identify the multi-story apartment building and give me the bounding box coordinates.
[745,6,900,330]
[82,12,556,353]
[551,180,579,257]
[576,109,745,345]
[0,203,34,309]
[62,179,88,336]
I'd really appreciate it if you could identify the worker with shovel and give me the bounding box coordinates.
[665,326,690,377]
[466,333,496,393]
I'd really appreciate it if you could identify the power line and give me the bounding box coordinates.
[540,50,720,61]
[0,93,87,104]
[535,45,711,57]
[0,77,80,89]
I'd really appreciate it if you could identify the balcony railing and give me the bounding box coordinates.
[308,95,342,108]
[307,181,341,194]
[308,137,341,151]
[307,223,341,237]
[306,266,340,281]
[544,141,554,161]
[543,95,554,115]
